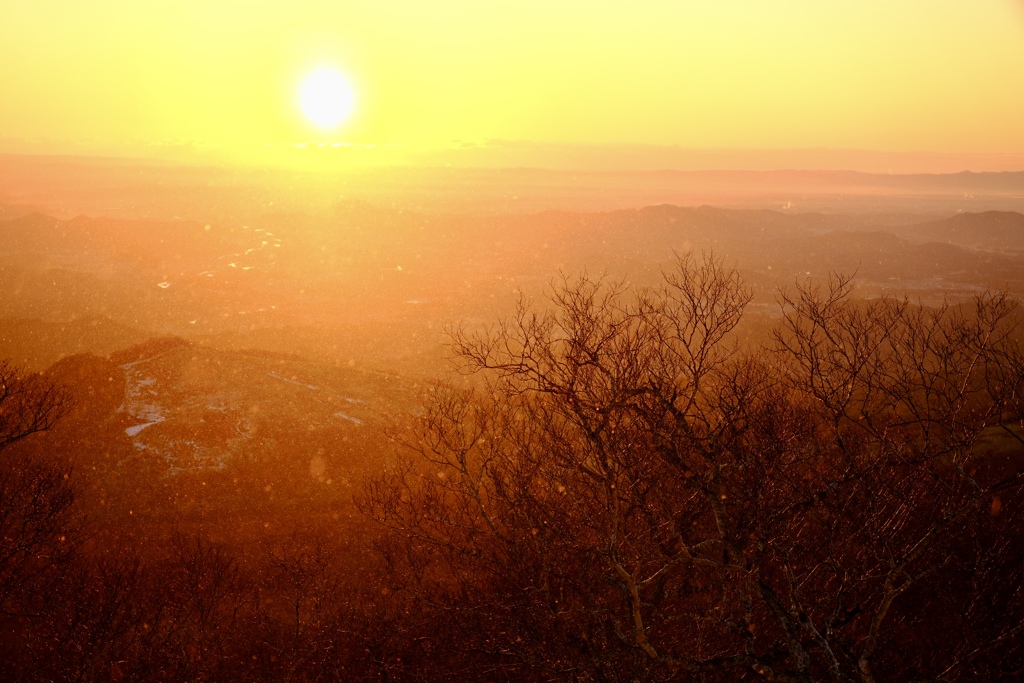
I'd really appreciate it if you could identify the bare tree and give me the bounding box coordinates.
[0,360,76,618]
[0,455,78,619]
[771,275,1024,682]
[0,360,81,677]
[0,360,72,451]
[362,255,1024,681]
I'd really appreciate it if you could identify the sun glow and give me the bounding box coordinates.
[298,67,356,131]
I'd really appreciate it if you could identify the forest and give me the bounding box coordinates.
[2,250,1022,681]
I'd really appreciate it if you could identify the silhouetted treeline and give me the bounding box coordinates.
[2,257,1023,681]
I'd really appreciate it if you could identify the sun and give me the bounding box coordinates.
[298,67,356,130]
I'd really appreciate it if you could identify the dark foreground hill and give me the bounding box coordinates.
[21,336,416,538]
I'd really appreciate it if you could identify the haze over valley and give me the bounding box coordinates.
[3,1,1024,680]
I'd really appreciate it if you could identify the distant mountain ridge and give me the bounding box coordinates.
[3,153,1023,217]
[896,211,1024,251]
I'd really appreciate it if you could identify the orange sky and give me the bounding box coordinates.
[2,1,1024,171]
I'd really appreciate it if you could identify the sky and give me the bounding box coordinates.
[2,1,1024,170]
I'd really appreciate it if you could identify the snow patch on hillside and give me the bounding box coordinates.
[120,357,168,437]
